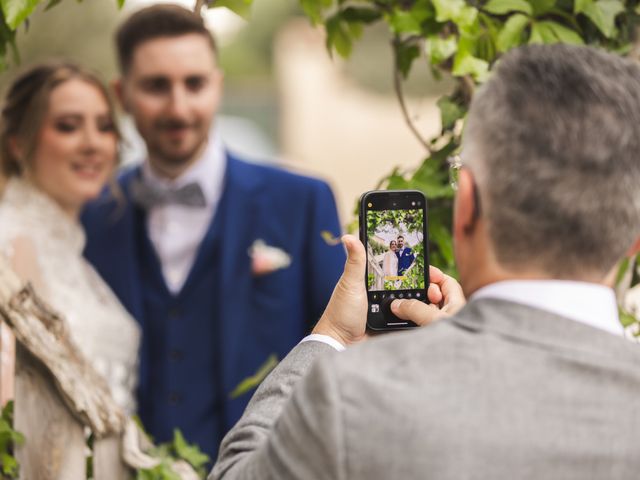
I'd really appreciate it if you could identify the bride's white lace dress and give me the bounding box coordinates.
[0,178,140,413]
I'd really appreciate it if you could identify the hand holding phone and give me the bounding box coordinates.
[359,190,430,331]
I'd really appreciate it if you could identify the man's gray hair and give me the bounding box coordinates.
[464,44,640,277]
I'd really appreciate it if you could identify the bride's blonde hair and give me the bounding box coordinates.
[0,62,120,192]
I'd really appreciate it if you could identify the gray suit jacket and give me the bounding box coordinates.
[211,299,640,479]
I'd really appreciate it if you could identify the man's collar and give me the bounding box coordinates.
[470,280,622,337]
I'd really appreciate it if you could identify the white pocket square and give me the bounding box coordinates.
[249,239,292,276]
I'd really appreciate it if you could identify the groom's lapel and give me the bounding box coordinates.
[117,168,147,324]
[217,155,264,393]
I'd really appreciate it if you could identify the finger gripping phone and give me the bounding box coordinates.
[359,190,430,331]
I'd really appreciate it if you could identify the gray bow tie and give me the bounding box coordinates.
[130,179,207,209]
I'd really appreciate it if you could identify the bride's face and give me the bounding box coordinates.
[29,79,117,216]
[390,241,397,252]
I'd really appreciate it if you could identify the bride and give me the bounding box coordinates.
[382,240,398,279]
[0,62,140,413]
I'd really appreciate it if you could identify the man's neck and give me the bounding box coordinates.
[148,141,208,181]
[464,265,613,298]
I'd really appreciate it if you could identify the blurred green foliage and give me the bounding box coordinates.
[0,401,24,480]
[299,0,640,280]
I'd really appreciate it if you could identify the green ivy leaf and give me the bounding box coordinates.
[430,221,455,265]
[325,14,352,58]
[619,309,637,328]
[300,0,331,25]
[425,34,457,64]
[497,13,530,52]
[452,50,489,81]
[341,6,382,24]
[483,0,533,16]
[1,451,18,476]
[455,5,479,30]
[577,0,624,38]
[529,0,556,16]
[0,0,40,29]
[173,430,210,469]
[545,20,584,44]
[574,0,592,13]
[529,20,583,44]
[615,257,631,287]
[387,173,409,190]
[388,10,422,34]
[395,42,421,79]
[432,0,465,22]
[437,96,466,131]
[229,354,279,399]
[411,154,454,199]
[347,20,363,40]
[137,462,181,480]
[211,0,253,19]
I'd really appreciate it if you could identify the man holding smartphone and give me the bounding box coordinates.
[211,43,640,479]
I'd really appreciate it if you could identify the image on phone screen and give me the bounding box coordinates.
[366,208,426,292]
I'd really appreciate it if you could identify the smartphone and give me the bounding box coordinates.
[359,190,430,331]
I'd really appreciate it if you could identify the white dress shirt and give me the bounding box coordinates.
[142,133,226,294]
[307,279,623,351]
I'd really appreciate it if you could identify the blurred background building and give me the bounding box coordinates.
[1,0,452,223]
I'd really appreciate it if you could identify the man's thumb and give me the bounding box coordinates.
[340,235,366,286]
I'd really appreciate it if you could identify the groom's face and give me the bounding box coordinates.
[397,238,404,249]
[118,34,223,174]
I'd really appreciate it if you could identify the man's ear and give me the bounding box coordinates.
[111,78,128,112]
[453,168,479,238]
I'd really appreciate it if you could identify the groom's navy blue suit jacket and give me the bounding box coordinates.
[396,247,415,275]
[81,153,345,459]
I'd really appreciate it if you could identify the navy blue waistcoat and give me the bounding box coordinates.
[135,203,225,455]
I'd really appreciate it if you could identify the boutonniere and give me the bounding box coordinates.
[248,239,292,276]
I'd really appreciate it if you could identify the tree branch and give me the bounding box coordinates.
[392,63,432,154]
[194,0,210,13]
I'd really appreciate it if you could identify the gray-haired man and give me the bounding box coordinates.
[211,44,640,479]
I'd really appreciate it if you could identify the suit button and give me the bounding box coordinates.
[168,308,181,320]
[169,349,183,361]
[168,392,182,405]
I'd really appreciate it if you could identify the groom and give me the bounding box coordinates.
[396,235,415,275]
[81,4,344,459]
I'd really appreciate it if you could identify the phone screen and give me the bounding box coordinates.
[361,190,429,330]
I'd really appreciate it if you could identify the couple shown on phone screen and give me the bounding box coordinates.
[366,208,424,291]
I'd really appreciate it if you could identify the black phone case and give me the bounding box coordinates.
[359,190,430,331]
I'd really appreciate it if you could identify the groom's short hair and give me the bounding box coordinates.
[463,44,640,278]
[115,4,218,74]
